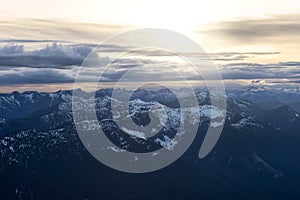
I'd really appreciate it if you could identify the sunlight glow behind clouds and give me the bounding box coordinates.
[0,0,299,31]
[0,0,300,91]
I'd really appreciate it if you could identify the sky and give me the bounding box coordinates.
[0,0,299,92]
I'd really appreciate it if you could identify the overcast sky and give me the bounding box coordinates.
[0,0,299,91]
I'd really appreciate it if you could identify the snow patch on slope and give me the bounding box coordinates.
[121,127,147,140]
[155,135,178,150]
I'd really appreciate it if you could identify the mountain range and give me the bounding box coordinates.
[0,87,300,199]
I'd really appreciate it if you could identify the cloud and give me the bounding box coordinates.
[266,79,300,84]
[207,52,280,62]
[0,42,296,84]
[0,18,130,44]
[207,15,300,42]
[0,41,181,84]
[0,39,69,43]
[0,43,108,69]
[0,44,25,54]
[201,15,300,44]
[220,61,300,80]
[0,69,74,85]
[194,14,299,70]
[0,35,297,85]
[130,49,280,62]
[0,42,112,84]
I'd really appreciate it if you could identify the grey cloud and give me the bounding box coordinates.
[0,42,144,70]
[266,79,300,84]
[220,61,300,80]
[0,18,129,44]
[0,44,25,55]
[203,15,300,43]
[224,61,300,69]
[0,43,98,69]
[0,41,181,84]
[0,39,70,43]
[130,49,280,62]
[0,69,74,85]
[208,52,280,62]
[0,39,296,85]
